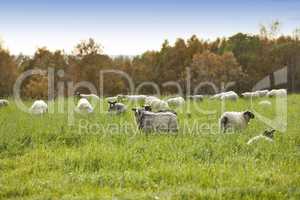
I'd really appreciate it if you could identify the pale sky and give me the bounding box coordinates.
[0,0,300,55]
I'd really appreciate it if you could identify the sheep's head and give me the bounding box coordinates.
[263,129,275,139]
[144,105,152,111]
[108,101,117,111]
[243,111,255,122]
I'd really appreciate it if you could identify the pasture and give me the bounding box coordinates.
[0,95,299,199]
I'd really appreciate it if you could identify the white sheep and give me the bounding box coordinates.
[258,100,272,107]
[242,92,259,99]
[29,100,48,115]
[211,91,238,101]
[219,111,255,133]
[267,89,287,97]
[256,90,269,97]
[247,129,275,145]
[78,93,100,100]
[145,96,170,111]
[220,91,239,101]
[0,99,9,107]
[126,95,147,102]
[187,95,204,101]
[132,107,178,132]
[166,97,185,107]
[75,98,94,114]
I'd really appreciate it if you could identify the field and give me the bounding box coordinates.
[0,95,300,199]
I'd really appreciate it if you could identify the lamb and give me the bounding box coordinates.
[75,98,94,113]
[0,99,9,107]
[267,89,287,97]
[29,100,48,115]
[132,107,178,132]
[166,97,185,107]
[247,129,275,145]
[145,96,170,111]
[108,101,127,114]
[219,111,255,133]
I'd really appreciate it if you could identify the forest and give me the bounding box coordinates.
[1,22,300,98]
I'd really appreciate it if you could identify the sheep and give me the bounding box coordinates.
[108,101,126,114]
[77,93,100,100]
[125,95,147,102]
[166,97,185,107]
[210,91,238,101]
[256,90,269,97]
[29,100,48,115]
[145,96,170,111]
[0,99,9,107]
[219,111,255,133]
[186,95,204,101]
[132,107,178,132]
[106,96,118,103]
[267,89,287,97]
[247,129,275,145]
[241,92,259,99]
[220,91,239,101]
[75,98,94,113]
[258,100,272,107]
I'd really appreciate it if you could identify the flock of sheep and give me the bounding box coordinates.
[0,88,286,144]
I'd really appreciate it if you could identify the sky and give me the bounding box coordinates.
[0,0,300,55]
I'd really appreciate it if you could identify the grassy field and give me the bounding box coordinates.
[0,95,299,199]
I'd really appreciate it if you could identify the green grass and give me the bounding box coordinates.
[0,95,300,199]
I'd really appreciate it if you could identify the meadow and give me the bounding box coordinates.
[0,95,299,199]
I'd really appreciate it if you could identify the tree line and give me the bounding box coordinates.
[1,22,300,98]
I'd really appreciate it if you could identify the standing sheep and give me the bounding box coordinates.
[219,111,255,133]
[75,98,94,114]
[145,96,170,111]
[166,97,185,107]
[0,99,9,108]
[108,101,127,114]
[132,108,178,132]
[30,100,48,115]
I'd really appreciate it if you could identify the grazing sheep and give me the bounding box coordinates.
[126,95,147,102]
[247,129,275,145]
[186,95,204,101]
[78,93,100,100]
[106,96,118,103]
[132,108,178,132]
[220,91,239,101]
[267,89,287,97]
[145,96,170,111]
[256,90,269,97]
[258,100,272,107]
[211,91,238,101]
[219,111,255,133]
[75,98,94,113]
[30,100,48,115]
[242,92,259,99]
[166,97,185,107]
[0,99,9,107]
[108,101,126,114]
